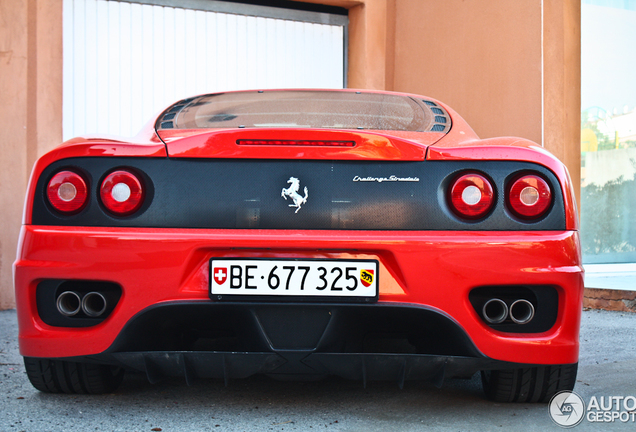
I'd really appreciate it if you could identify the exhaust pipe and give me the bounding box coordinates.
[509,299,535,324]
[56,291,81,316]
[81,292,107,317]
[482,298,508,324]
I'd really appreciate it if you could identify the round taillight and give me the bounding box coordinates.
[449,173,495,219]
[47,170,88,214]
[100,170,144,216]
[508,174,552,219]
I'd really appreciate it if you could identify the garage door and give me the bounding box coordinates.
[63,0,347,140]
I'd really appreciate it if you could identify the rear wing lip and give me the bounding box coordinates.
[157,128,445,161]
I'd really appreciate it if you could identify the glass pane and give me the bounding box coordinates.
[581,1,636,264]
[169,91,434,132]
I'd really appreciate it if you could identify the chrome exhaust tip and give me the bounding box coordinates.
[56,291,81,316]
[482,298,508,324]
[81,292,107,317]
[509,299,535,324]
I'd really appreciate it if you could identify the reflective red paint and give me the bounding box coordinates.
[14,89,584,400]
[14,226,583,364]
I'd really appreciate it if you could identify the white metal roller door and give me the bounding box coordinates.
[63,0,346,140]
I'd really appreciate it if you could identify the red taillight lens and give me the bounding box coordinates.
[100,170,144,216]
[237,139,356,147]
[508,174,552,219]
[47,170,88,214]
[449,173,495,219]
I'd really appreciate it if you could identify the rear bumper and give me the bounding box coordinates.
[14,226,583,368]
[96,351,519,387]
[44,302,562,386]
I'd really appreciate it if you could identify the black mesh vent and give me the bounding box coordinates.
[421,102,450,133]
[156,97,195,130]
[33,158,567,231]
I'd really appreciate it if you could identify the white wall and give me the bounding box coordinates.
[63,0,345,139]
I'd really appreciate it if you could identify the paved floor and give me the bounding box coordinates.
[2,308,636,432]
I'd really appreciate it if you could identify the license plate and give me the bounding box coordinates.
[210,258,378,299]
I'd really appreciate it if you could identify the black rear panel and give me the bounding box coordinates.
[32,157,567,230]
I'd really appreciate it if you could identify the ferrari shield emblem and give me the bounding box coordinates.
[213,267,228,285]
[360,269,374,287]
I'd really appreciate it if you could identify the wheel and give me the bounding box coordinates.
[24,357,125,394]
[481,363,578,403]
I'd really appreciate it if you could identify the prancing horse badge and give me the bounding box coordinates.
[281,177,308,213]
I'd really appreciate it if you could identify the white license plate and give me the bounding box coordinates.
[210,258,378,298]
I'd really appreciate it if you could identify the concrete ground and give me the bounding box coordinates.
[1,308,636,432]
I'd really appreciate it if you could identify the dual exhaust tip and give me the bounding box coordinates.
[59,289,535,324]
[482,298,535,325]
[56,291,107,318]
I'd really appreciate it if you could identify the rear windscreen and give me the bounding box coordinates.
[158,91,447,132]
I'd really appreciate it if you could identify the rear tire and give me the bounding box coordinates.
[481,363,578,403]
[24,357,124,394]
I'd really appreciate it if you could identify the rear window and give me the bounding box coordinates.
[157,90,447,132]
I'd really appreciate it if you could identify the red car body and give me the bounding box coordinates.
[14,90,582,401]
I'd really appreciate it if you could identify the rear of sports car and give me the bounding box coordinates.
[14,90,583,402]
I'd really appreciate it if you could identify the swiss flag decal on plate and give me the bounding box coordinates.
[213,267,228,285]
[360,269,374,287]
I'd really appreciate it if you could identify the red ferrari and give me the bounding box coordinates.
[14,89,583,402]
